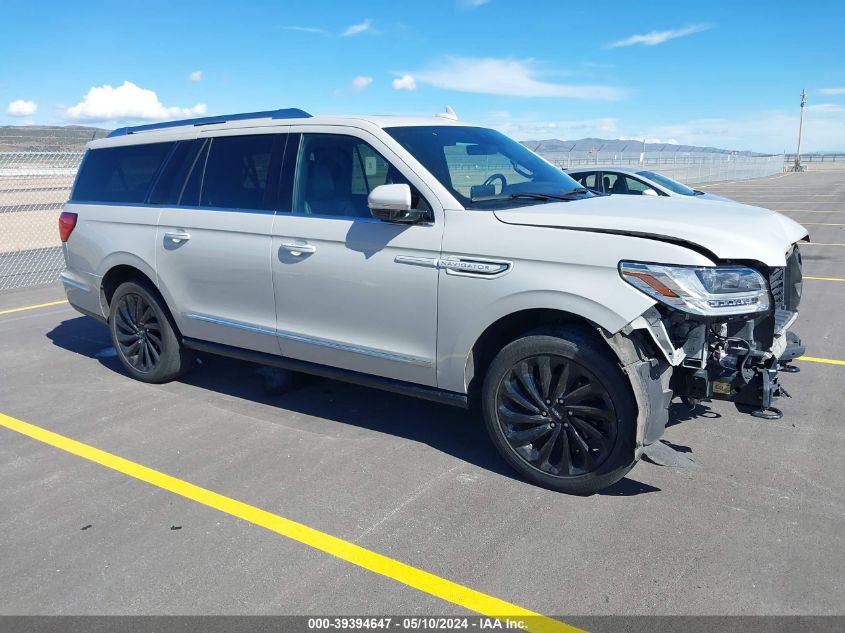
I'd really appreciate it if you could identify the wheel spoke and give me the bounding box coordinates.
[536,424,561,469]
[549,362,571,402]
[140,341,150,370]
[567,404,615,424]
[563,382,594,404]
[505,424,552,447]
[133,295,143,322]
[537,356,553,400]
[502,379,541,414]
[497,404,548,427]
[139,305,154,324]
[569,416,610,453]
[515,361,545,409]
[146,330,163,350]
[147,340,160,363]
[116,331,139,344]
[117,304,135,332]
[124,340,141,357]
[555,424,574,475]
[568,425,595,471]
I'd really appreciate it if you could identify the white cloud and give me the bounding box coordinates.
[351,75,373,92]
[409,57,624,100]
[281,25,329,35]
[6,99,38,116]
[608,24,710,48]
[486,113,620,140]
[341,19,373,37]
[65,81,207,123]
[460,0,489,8]
[392,74,417,91]
[188,70,202,83]
[819,87,845,96]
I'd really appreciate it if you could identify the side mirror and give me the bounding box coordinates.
[642,188,659,197]
[369,184,426,223]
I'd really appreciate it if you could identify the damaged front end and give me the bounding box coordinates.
[621,245,804,424]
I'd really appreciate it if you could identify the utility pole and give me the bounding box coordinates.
[792,89,807,172]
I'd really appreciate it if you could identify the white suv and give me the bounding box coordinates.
[58,108,808,494]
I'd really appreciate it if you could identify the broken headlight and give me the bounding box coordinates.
[619,261,770,317]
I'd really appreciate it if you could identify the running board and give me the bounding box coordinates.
[182,338,468,409]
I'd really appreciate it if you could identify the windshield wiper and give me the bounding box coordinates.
[472,189,589,203]
[692,189,705,195]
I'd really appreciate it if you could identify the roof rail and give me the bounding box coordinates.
[107,108,312,137]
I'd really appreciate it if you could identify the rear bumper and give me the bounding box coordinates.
[60,270,106,323]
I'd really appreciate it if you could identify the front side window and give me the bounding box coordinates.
[200,134,277,209]
[636,170,696,196]
[385,126,590,209]
[292,134,428,218]
[71,142,174,203]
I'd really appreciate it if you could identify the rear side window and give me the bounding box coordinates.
[71,142,174,203]
[200,134,277,210]
[571,171,597,190]
[149,139,205,205]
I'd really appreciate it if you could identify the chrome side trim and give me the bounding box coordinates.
[185,312,433,367]
[185,312,276,336]
[276,329,433,367]
[394,255,439,268]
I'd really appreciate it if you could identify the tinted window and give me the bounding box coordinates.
[604,173,655,195]
[623,176,651,194]
[179,140,209,207]
[71,142,174,203]
[148,139,205,205]
[571,171,597,190]
[200,134,277,210]
[292,134,429,218]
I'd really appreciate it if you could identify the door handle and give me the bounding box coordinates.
[279,241,316,256]
[164,230,191,244]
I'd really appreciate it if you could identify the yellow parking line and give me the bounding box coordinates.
[0,299,68,316]
[0,412,580,633]
[798,356,845,366]
[804,276,845,282]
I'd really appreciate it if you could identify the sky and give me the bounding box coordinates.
[2,0,845,152]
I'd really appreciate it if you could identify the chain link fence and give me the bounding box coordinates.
[540,151,785,184]
[0,151,83,291]
[0,144,787,294]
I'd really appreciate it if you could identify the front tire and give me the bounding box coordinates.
[481,328,636,494]
[109,280,193,383]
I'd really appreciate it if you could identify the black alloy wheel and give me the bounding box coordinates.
[495,354,618,476]
[114,292,163,373]
[108,279,193,384]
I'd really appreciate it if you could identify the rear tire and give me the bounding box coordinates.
[109,280,193,383]
[481,327,636,494]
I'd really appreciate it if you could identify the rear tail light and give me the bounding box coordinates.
[59,211,78,242]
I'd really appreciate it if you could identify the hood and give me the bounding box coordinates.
[493,195,808,267]
[693,191,734,203]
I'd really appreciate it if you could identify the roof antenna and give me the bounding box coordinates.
[436,105,458,121]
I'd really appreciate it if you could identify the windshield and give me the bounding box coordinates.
[385,126,591,209]
[636,170,697,196]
